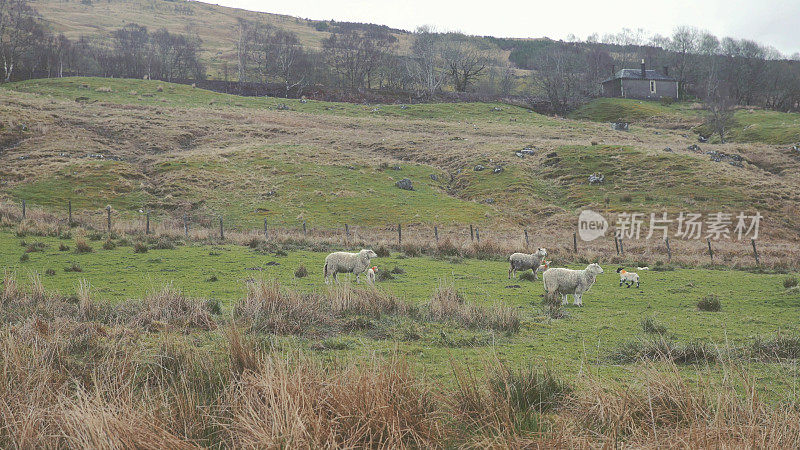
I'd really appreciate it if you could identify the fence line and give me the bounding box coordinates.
[0,199,781,269]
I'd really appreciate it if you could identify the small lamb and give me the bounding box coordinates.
[543,263,604,307]
[323,249,378,284]
[508,248,548,279]
[617,268,640,288]
[535,260,552,277]
[366,266,377,284]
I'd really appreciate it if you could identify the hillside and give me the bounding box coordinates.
[2,77,800,240]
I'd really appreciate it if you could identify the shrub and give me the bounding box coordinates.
[133,241,149,253]
[697,294,721,312]
[294,264,308,278]
[74,238,93,254]
[784,276,798,289]
[641,315,667,335]
[102,238,116,250]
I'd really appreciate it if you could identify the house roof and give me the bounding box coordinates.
[601,69,676,83]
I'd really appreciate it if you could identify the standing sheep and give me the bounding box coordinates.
[366,266,377,284]
[323,249,378,284]
[542,263,604,307]
[508,248,548,279]
[617,268,640,288]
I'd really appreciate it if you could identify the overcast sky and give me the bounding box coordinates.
[205,0,800,55]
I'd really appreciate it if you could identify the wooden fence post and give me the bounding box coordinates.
[665,237,671,262]
[21,199,26,220]
[751,239,760,265]
[145,211,150,235]
[398,223,402,245]
[470,224,474,242]
[475,228,480,243]
[614,235,619,255]
[707,238,714,262]
[67,200,71,225]
[573,232,578,253]
[434,226,439,243]
[619,238,624,256]
[345,224,350,239]
[302,221,307,236]
[524,229,529,247]
[106,206,111,232]
[219,216,224,240]
[184,214,189,238]
[263,217,268,240]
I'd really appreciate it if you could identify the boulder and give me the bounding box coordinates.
[395,178,414,190]
[474,165,485,171]
[588,173,605,185]
[611,122,629,131]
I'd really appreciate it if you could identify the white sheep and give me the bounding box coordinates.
[508,248,548,279]
[542,263,604,307]
[323,249,378,284]
[617,268,640,288]
[366,266,377,284]
[536,260,552,277]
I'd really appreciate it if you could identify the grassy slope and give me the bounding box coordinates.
[3,230,799,391]
[4,77,800,236]
[572,98,800,145]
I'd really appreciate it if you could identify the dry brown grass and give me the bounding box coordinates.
[428,280,520,332]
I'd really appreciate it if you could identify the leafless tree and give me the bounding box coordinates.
[323,28,396,90]
[534,44,587,114]
[0,0,42,81]
[270,29,309,97]
[704,80,735,143]
[406,26,446,97]
[442,34,488,92]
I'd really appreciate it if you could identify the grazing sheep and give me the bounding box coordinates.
[617,268,640,288]
[323,249,378,284]
[366,266,377,284]
[508,248,548,279]
[535,260,552,277]
[637,266,650,271]
[543,263,604,307]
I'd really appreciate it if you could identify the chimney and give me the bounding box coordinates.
[611,64,616,76]
[663,65,669,76]
[640,59,646,78]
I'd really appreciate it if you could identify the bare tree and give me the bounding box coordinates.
[668,26,700,98]
[0,0,42,81]
[323,27,396,90]
[406,26,446,97]
[270,29,309,97]
[704,80,735,143]
[442,34,488,92]
[535,45,586,114]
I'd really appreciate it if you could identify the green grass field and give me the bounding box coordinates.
[3,229,799,391]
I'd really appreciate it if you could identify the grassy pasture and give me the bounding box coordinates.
[3,229,799,391]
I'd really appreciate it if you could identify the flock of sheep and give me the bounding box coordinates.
[323,248,644,307]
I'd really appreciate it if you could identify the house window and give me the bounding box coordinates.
[649,80,656,94]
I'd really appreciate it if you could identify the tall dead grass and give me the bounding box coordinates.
[428,280,520,332]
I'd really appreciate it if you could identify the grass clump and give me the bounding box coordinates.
[19,253,29,262]
[611,336,717,364]
[640,315,668,335]
[64,262,83,273]
[102,238,116,250]
[428,281,520,332]
[697,294,721,312]
[488,364,572,414]
[59,243,70,252]
[74,238,93,254]
[518,271,537,282]
[294,264,308,278]
[783,276,798,289]
[750,334,800,360]
[133,241,149,253]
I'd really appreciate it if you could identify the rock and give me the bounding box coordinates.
[698,135,708,143]
[546,152,558,158]
[484,198,495,204]
[430,174,438,181]
[663,147,673,152]
[514,151,525,158]
[707,150,744,167]
[591,141,598,146]
[688,144,701,152]
[391,166,402,171]
[588,173,605,185]
[493,166,504,174]
[491,106,503,111]
[521,148,535,156]
[474,165,485,171]
[611,122,629,131]
[395,178,414,190]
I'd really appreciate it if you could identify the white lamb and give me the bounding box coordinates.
[542,263,604,307]
[508,248,548,279]
[323,249,378,284]
[617,268,640,288]
[366,266,377,284]
[535,260,552,277]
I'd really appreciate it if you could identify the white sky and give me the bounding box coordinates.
[203,0,800,55]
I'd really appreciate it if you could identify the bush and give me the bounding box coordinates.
[641,315,667,334]
[295,264,308,278]
[697,294,721,312]
[133,241,149,253]
[784,276,798,289]
[74,238,93,254]
[102,238,116,250]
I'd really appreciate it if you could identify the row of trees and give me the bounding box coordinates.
[0,0,204,82]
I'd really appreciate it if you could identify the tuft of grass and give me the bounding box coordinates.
[611,336,717,364]
[64,262,83,273]
[45,268,56,276]
[697,294,721,312]
[74,238,93,254]
[750,334,800,360]
[428,281,520,332]
[488,364,572,414]
[102,238,116,250]
[133,241,149,253]
[294,264,308,278]
[783,276,798,289]
[518,271,537,282]
[374,245,390,258]
[19,253,29,262]
[59,243,70,252]
[641,315,668,335]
